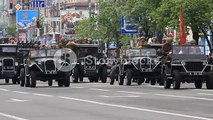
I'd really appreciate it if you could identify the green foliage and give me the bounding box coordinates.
[74,0,212,48]
[5,24,17,37]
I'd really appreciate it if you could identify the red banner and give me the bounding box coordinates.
[179,5,186,45]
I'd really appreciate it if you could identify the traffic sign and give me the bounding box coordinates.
[2,11,7,16]
[30,0,45,8]
[0,31,3,37]
[15,4,22,10]
[121,16,138,34]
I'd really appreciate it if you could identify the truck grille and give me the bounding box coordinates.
[185,62,204,71]
[3,58,14,70]
[140,58,151,69]
[45,60,56,71]
[84,56,96,70]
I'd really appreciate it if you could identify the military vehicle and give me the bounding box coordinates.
[110,47,162,86]
[0,44,23,84]
[162,45,213,89]
[71,44,108,83]
[26,48,71,87]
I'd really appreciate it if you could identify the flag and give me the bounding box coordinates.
[179,5,186,45]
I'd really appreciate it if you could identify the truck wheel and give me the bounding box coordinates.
[30,72,36,88]
[118,75,125,85]
[137,78,144,85]
[48,80,53,86]
[206,79,213,89]
[57,79,64,87]
[126,69,132,86]
[73,67,79,83]
[64,73,70,87]
[101,67,107,83]
[164,80,171,89]
[25,75,31,87]
[172,70,181,89]
[89,77,94,82]
[158,75,164,86]
[20,68,25,87]
[12,78,17,84]
[5,79,9,84]
[150,78,156,85]
[110,67,117,85]
[94,77,99,83]
[79,76,83,82]
[195,81,202,89]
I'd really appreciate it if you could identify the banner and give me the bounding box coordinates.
[60,10,89,36]
[179,5,186,45]
[16,10,38,29]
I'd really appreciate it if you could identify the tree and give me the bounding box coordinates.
[151,0,212,49]
[119,0,162,40]
[5,23,17,37]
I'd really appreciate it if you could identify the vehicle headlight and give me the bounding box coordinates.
[37,61,42,64]
[203,61,207,65]
[182,61,186,65]
[15,62,18,66]
[0,62,2,66]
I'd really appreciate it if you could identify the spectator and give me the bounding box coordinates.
[136,36,147,48]
[208,53,213,64]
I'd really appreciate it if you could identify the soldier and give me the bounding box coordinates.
[162,37,173,55]
[136,36,147,48]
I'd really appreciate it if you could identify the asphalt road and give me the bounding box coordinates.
[0,78,213,120]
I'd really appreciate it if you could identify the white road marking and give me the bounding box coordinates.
[100,95,141,98]
[58,96,213,120]
[13,91,29,95]
[117,91,147,95]
[89,88,110,92]
[146,85,164,88]
[198,93,213,96]
[32,93,54,97]
[72,87,85,89]
[0,88,9,91]
[10,98,30,102]
[193,89,213,92]
[0,112,28,120]
[155,94,213,101]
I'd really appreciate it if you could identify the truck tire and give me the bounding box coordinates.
[5,79,9,83]
[57,79,64,87]
[73,67,79,83]
[164,80,171,89]
[89,77,94,82]
[126,69,132,86]
[173,70,181,89]
[150,78,156,85]
[48,80,53,86]
[25,75,31,87]
[30,72,36,88]
[64,73,70,87]
[206,79,213,89]
[101,67,107,83]
[20,68,25,87]
[110,66,117,85]
[137,78,144,85]
[119,75,125,85]
[12,78,17,84]
[195,81,202,89]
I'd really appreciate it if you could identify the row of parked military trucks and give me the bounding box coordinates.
[0,42,213,89]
